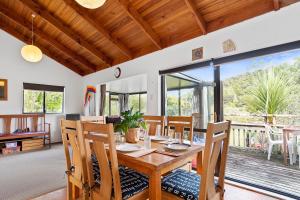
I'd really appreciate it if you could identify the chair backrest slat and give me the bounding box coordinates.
[167,116,193,141]
[199,121,231,200]
[82,121,110,133]
[80,122,122,200]
[81,115,105,124]
[144,115,165,136]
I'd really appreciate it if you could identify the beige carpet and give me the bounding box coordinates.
[0,144,66,200]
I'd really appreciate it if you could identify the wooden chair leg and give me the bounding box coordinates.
[48,133,51,148]
[72,185,80,199]
[82,189,89,200]
[67,181,73,200]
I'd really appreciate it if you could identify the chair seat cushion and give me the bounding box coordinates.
[162,169,201,200]
[92,155,148,200]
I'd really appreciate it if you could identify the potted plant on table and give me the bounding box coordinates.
[115,109,147,143]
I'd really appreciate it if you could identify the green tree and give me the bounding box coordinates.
[45,91,63,113]
[24,90,44,113]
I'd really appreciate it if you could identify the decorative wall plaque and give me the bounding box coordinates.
[0,79,8,101]
[223,39,236,53]
[192,47,204,61]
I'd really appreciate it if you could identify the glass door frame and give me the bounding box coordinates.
[160,63,222,133]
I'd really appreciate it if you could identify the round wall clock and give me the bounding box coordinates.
[114,67,121,78]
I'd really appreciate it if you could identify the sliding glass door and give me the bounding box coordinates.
[220,49,300,199]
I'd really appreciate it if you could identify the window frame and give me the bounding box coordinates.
[109,93,120,116]
[166,87,194,116]
[105,91,147,115]
[23,83,65,114]
[44,91,65,114]
[128,92,147,113]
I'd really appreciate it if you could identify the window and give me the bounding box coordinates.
[104,92,110,116]
[23,83,64,114]
[166,89,193,116]
[128,93,147,113]
[180,88,193,116]
[165,72,214,120]
[128,94,140,113]
[45,91,64,113]
[167,90,179,116]
[140,93,147,113]
[105,92,147,115]
[23,90,44,113]
[110,94,120,116]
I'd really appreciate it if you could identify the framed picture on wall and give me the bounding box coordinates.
[0,79,8,101]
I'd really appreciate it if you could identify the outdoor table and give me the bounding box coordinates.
[283,126,300,165]
[116,140,205,200]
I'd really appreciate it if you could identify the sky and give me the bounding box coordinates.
[180,49,300,82]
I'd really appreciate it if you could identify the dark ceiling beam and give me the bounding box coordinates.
[273,0,280,10]
[0,4,96,73]
[184,0,207,34]
[0,22,84,75]
[64,0,133,59]
[20,0,112,67]
[117,0,162,49]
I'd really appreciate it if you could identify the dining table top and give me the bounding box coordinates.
[116,140,204,171]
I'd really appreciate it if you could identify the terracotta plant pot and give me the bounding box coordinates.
[265,115,276,124]
[125,128,139,143]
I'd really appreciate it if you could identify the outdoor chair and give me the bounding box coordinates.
[265,124,295,164]
[297,137,300,168]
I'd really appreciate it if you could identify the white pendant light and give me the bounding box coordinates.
[75,0,106,9]
[21,14,42,63]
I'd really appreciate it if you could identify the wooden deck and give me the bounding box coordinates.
[226,149,300,199]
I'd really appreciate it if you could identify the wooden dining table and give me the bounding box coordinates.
[283,126,300,165]
[116,140,205,200]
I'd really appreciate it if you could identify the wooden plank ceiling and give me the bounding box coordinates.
[0,0,298,76]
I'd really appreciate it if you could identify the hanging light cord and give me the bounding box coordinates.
[31,14,34,45]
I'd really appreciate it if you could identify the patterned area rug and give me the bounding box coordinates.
[0,144,66,200]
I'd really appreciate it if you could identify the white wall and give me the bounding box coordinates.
[0,30,83,143]
[1,3,300,142]
[83,2,300,115]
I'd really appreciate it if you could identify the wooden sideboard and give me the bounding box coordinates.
[0,114,51,154]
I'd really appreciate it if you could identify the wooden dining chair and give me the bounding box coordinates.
[167,116,194,142]
[80,115,105,124]
[60,119,89,200]
[143,115,165,136]
[79,122,149,200]
[161,121,231,200]
[166,116,194,171]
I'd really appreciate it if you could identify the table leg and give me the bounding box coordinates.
[149,170,161,200]
[283,130,288,165]
[197,151,203,175]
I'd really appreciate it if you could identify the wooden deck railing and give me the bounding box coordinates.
[229,122,285,152]
[224,114,300,152]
